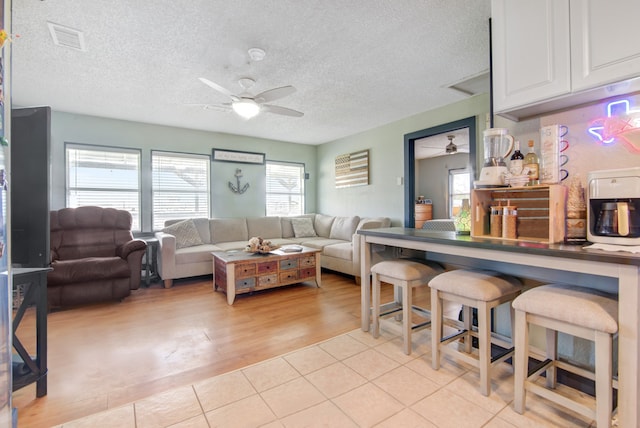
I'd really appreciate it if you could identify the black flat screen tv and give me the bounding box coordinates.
[11,106,51,268]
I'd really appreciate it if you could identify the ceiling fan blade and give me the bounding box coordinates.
[185,103,232,113]
[198,78,239,101]
[254,86,296,103]
[262,104,304,117]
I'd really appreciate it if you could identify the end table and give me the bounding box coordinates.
[139,236,159,286]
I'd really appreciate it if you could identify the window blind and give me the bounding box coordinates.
[66,145,141,230]
[152,151,210,230]
[266,161,304,216]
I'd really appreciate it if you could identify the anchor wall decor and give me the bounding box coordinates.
[229,168,250,194]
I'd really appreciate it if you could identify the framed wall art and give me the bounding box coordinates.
[335,149,369,188]
[212,149,265,165]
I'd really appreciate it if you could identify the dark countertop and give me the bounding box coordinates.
[358,227,640,267]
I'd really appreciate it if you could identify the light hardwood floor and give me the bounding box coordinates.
[12,271,406,428]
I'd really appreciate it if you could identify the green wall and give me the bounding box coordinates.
[317,94,490,225]
[50,111,317,233]
[48,94,490,231]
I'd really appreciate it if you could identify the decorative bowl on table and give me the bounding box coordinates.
[244,237,279,254]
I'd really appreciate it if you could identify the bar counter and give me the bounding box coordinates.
[358,227,640,427]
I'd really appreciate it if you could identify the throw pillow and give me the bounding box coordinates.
[291,217,317,238]
[162,219,203,249]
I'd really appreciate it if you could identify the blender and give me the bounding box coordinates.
[475,128,514,187]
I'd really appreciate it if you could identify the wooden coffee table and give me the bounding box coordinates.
[212,246,321,305]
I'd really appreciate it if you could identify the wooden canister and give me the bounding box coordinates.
[415,203,433,228]
[502,206,518,239]
[490,206,503,237]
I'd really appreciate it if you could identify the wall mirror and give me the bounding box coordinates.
[403,116,477,227]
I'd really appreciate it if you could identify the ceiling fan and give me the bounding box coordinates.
[196,77,304,119]
[445,135,457,154]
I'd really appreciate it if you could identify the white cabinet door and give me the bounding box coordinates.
[570,0,640,92]
[492,0,571,112]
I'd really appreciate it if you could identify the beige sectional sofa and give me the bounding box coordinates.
[155,214,391,288]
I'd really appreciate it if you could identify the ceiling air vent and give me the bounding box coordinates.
[47,22,86,51]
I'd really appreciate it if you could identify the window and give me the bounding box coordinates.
[66,144,141,230]
[152,151,210,230]
[266,161,305,216]
[449,168,471,217]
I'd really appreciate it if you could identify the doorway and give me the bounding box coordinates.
[403,116,477,227]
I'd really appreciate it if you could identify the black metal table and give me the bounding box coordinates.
[10,267,50,397]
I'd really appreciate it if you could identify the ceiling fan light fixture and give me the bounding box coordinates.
[445,135,457,154]
[232,99,260,119]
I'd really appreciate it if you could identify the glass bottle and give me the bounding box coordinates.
[509,140,524,175]
[524,140,539,186]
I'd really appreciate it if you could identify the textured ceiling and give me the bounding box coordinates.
[10,0,491,145]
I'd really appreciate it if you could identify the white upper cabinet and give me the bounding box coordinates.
[570,0,640,91]
[492,0,640,120]
[491,0,571,113]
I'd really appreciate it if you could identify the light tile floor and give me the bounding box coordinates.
[55,326,603,428]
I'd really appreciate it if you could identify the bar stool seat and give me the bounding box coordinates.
[429,269,522,396]
[371,259,444,355]
[512,283,618,427]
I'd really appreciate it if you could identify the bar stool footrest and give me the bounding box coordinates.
[412,320,431,331]
[380,307,402,317]
[527,358,553,380]
[440,329,468,346]
[491,346,514,365]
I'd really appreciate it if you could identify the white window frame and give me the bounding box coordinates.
[266,161,305,217]
[449,168,471,217]
[151,151,210,230]
[66,144,141,230]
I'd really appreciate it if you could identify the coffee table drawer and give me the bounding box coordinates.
[235,277,255,290]
[280,259,298,270]
[257,274,278,287]
[299,256,316,267]
[279,270,299,282]
[257,261,277,274]
[235,264,256,278]
[299,267,316,279]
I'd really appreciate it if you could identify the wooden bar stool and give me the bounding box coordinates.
[512,284,618,427]
[429,269,522,396]
[371,259,443,355]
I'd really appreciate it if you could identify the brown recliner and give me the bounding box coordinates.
[47,206,147,309]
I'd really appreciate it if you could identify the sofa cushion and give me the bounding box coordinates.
[329,216,360,241]
[281,214,315,238]
[175,244,222,264]
[247,217,282,240]
[299,237,345,250]
[314,214,335,237]
[323,242,353,261]
[162,219,203,249]
[291,217,317,238]
[214,241,252,251]
[211,218,248,244]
